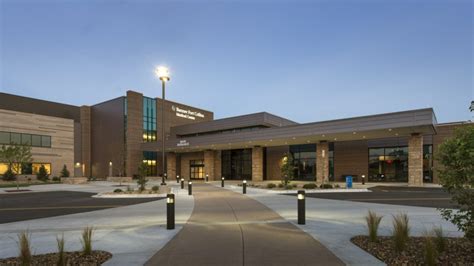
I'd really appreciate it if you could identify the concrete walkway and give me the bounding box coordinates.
[146,184,343,266]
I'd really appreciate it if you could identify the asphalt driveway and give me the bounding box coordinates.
[293,186,457,208]
[0,191,163,224]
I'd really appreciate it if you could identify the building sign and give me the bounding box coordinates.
[172,105,205,120]
[177,140,190,147]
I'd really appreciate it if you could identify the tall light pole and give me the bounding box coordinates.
[156,66,170,186]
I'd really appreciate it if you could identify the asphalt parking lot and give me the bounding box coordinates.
[294,186,457,208]
[0,191,163,224]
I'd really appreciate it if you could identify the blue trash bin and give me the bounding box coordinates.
[346,176,353,189]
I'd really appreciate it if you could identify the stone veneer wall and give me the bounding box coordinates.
[167,152,177,180]
[80,106,91,177]
[408,133,423,186]
[213,150,222,180]
[252,146,264,181]
[125,91,143,177]
[204,150,215,180]
[0,109,74,177]
[316,142,329,183]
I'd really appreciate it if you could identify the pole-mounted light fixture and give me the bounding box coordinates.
[155,66,170,186]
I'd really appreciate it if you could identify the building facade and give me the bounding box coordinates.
[0,91,471,185]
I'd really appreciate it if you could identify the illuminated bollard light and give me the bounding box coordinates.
[243,180,247,194]
[297,190,305,225]
[180,178,184,189]
[361,174,365,185]
[206,174,209,182]
[188,181,193,195]
[221,177,225,188]
[176,175,180,183]
[167,193,175,230]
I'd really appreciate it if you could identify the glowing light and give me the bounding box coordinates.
[155,66,170,81]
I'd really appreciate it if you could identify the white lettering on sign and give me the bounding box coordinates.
[177,140,190,147]
[172,105,205,120]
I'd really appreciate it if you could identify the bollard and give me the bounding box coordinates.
[176,175,180,183]
[297,190,305,225]
[206,174,209,182]
[243,180,247,194]
[188,181,193,195]
[221,177,225,187]
[180,178,184,189]
[361,174,365,185]
[166,193,175,230]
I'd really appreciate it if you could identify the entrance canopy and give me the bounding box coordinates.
[142,108,437,152]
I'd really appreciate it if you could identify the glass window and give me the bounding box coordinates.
[31,135,41,146]
[10,133,21,144]
[423,144,433,183]
[142,97,157,142]
[290,144,316,181]
[0,163,8,174]
[32,163,51,175]
[143,151,157,176]
[22,163,33,175]
[221,149,252,180]
[368,146,408,182]
[0,132,9,144]
[41,136,51,147]
[21,134,31,145]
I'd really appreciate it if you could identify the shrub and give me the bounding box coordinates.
[57,234,67,266]
[2,168,16,181]
[436,125,474,240]
[17,231,31,266]
[52,176,61,182]
[320,183,333,189]
[113,188,123,193]
[267,183,276,189]
[302,183,317,189]
[334,184,341,188]
[37,165,49,182]
[152,185,159,192]
[423,232,438,266]
[60,164,70,178]
[365,210,383,242]
[392,213,410,252]
[433,226,447,253]
[81,226,94,255]
[292,184,298,188]
[277,183,284,188]
[126,185,132,192]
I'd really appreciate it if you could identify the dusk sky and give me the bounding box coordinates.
[1,0,472,123]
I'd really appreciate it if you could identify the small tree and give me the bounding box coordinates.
[60,164,70,178]
[37,165,49,182]
[0,145,32,185]
[280,153,295,187]
[137,161,148,192]
[436,125,474,240]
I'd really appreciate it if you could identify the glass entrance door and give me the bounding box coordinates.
[190,160,204,180]
[222,149,252,180]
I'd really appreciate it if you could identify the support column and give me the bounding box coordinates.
[80,106,91,177]
[316,141,329,183]
[252,146,264,181]
[204,150,215,181]
[408,133,423,186]
[125,91,143,177]
[167,152,177,180]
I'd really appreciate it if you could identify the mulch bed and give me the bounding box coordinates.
[351,235,474,265]
[0,250,112,265]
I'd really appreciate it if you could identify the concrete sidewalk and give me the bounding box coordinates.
[221,184,462,265]
[0,184,193,266]
[146,184,344,266]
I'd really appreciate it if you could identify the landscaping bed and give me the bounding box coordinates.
[0,250,112,265]
[351,235,474,265]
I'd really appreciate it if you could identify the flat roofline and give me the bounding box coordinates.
[0,91,79,108]
[281,108,436,129]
